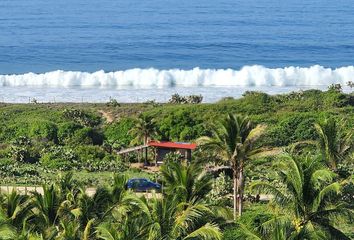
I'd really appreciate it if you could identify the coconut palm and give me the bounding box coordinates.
[1,190,33,230]
[31,184,63,233]
[314,118,353,170]
[251,155,353,239]
[56,220,81,240]
[129,115,156,146]
[96,216,145,240]
[129,195,223,240]
[0,209,17,240]
[74,187,111,228]
[96,163,225,240]
[129,115,157,164]
[198,114,267,218]
[160,161,213,203]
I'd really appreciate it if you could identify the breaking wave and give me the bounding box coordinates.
[1,65,353,88]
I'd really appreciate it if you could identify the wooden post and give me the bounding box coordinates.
[187,149,192,163]
[155,147,158,166]
[144,147,148,166]
[138,149,140,163]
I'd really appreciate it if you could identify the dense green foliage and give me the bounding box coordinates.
[0,89,353,239]
[0,163,226,239]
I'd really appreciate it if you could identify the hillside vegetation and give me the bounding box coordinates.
[0,89,353,185]
[0,88,353,239]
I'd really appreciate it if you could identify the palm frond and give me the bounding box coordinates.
[183,222,222,240]
[250,182,289,207]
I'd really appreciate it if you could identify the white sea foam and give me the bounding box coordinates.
[0,65,353,88]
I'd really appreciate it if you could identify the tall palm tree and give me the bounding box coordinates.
[198,114,267,218]
[129,115,156,164]
[251,155,353,239]
[129,115,156,146]
[314,118,353,170]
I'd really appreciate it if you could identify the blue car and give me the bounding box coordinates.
[126,178,161,192]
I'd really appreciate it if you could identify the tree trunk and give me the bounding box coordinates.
[237,167,244,216]
[233,170,237,220]
[144,135,148,165]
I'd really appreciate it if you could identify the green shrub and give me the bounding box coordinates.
[207,172,232,206]
[262,113,318,146]
[0,160,46,185]
[223,204,274,240]
[75,145,127,172]
[106,97,120,107]
[104,118,135,147]
[69,127,103,145]
[29,120,58,142]
[0,145,10,158]
[10,136,39,163]
[41,146,79,170]
[62,108,101,127]
[57,122,83,144]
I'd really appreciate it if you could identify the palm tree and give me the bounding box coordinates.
[129,115,156,164]
[31,184,63,233]
[56,220,81,240]
[1,190,33,230]
[96,163,225,240]
[198,114,267,218]
[126,195,223,240]
[0,209,17,240]
[96,217,144,240]
[129,115,156,146]
[314,118,353,170]
[251,155,353,239]
[160,162,213,203]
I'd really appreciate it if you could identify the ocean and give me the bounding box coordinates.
[0,0,353,102]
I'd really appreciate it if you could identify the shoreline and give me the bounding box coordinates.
[0,85,352,104]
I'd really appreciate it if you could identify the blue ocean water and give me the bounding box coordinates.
[1,0,354,73]
[0,0,353,102]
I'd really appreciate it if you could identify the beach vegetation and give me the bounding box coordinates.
[0,89,352,238]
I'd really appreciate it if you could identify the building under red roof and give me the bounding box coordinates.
[117,140,197,165]
[148,140,197,150]
[148,140,197,164]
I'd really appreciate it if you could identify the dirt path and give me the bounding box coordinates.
[0,186,96,196]
[0,186,161,198]
[98,110,115,123]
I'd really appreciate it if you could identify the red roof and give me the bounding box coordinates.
[148,141,197,150]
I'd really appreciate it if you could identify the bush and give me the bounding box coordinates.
[328,83,342,93]
[104,118,135,147]
[168,94,203,104]
[206,172,232,206]
[157,108,207,141]
[262,113,318,146]
[29,120,58,142]
[69,127,103,145]
[0,159,46,185]
[10,136,39,163]
[41,146,79,170]
[106,97,120,107]
[223,204,274,240]
[75,145,127,172]
[62,108,101,127]
[57,122,83,144]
